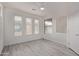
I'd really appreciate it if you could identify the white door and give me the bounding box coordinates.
[68,15,79,54]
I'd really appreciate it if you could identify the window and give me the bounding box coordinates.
[26,18,32,35]
[14,16,22,36]
[34,19,39,34]
[44,19,53,34]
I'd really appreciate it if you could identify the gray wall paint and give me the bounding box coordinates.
[0,16,3,53]
[0,4,3,54]
[56,16,67,33]
[4,7,44,46]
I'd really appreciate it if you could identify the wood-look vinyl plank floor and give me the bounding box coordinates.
[2,39,77,56]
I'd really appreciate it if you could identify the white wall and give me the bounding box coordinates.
[44,33,66,45]
[44,17,67,46]
[4,7,44,46]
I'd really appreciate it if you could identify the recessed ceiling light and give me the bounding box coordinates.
[40,7,45,11]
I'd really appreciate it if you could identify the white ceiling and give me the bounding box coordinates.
[2,2,79,17]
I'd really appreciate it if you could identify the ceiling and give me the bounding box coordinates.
[2,2,79,17]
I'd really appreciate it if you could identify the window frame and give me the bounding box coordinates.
[14,16,23,36]
[34,19,39,34]
[26,18,33,35]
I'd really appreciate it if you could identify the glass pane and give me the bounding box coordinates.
[26,18,32,35]
[45,26,52,34]
[15,24,21,32]
[34,19,39,34]
[14,16,22,36]
[45,21,52,26]
[15,16,22,21]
